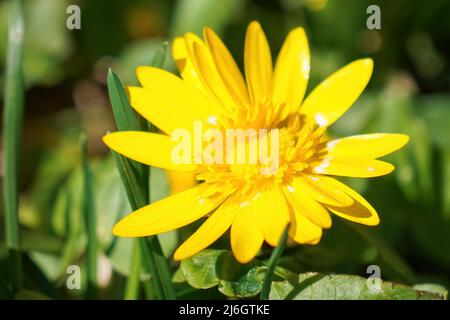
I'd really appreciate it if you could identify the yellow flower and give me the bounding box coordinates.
[103,21,409,264]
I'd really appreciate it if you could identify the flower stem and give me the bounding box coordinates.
[260,225,289,300]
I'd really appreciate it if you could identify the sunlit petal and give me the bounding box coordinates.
[289,208,323,245]
[204,27,250,107]
[231,200,264,264]
[300,59,373,127]
[272,27,310,113]
[103,131,196,171]
[252,187,290,246]
[174,196,236,261]
[325,133,409,159]
[131,67,220,134]
[244,21,272,105]
[312,158,394,178]
[284,183,332,229]
[113,185,226,237]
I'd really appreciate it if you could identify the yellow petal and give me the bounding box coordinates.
[326,133,410,159]
[284,183,332,229]
[173,196,236,261]
[172,36,206,95]
[113,185,226,237]
[244,21,272,105]
[190,40,239,113]
[323,178,380,226]
[300,59,373,127]
[312,158,394,178]
[131,67,220,134]
[272,27,310,113]
[231,200,264,264]
[289,209,323,245]
[291,174,353,207]
[204,27,250,107]
[166,170,197,194]
[252,187,290,246]
[103,131,196,171]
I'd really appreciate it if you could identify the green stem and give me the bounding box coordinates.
[260,225,289,300]
[2,0,25,292]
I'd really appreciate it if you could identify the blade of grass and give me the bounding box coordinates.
[80,134,98,298]
[139,236,175,300]
[22,255,58,299]
[110,151,151,299]
[124,240,141,300]
[2,0,25,292]
[108,70,148,299]
[151,42,168,69]
[260,225,289,300]
[107,47,175,299]
[133,42,176,300]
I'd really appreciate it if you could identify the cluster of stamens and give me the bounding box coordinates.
[196,99,327,197]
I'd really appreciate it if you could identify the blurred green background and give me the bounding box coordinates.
[0,0,449,299]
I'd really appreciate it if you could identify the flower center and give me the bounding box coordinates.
[196,110,327,197]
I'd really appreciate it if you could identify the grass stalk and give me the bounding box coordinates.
[107,47,175,299]
[2,0,25,292]
[81,135,98,298]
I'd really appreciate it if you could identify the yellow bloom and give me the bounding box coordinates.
[103,21,409,264]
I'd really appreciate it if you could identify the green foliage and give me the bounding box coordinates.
[2,0,25,292]
[179,250,267,298]
[178,250,446,300]
[270,273,446,300]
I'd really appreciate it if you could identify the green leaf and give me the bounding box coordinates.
[107,44,175,300]
[107,69,138,132]
[413,284,448,300]
[172,267,186,284]
[80,134,98,299]
[180,249,267,298]
[124,240,141,300]
[150,41,168,69]
[269,273,446,300]
[2,0,25,292]
[180,250,445,300]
